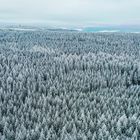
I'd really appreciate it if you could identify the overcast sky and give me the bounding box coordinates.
[0,0,140,27]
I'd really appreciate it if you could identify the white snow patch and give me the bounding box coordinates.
[98,30,120,33]
[31,45,55,54]
[0,27,36,31]
[75,28,83,31]
[133,32,140,34]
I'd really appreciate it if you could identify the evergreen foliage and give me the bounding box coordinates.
[0,30,140,139]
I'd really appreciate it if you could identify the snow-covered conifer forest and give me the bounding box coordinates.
[0,30,140,139]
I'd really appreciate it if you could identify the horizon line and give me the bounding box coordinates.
[0,20,140,28]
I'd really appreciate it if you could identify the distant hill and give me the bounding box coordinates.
[82,25,140,33]
[0,24,140,33]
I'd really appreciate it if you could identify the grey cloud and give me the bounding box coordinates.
[0,0,139,26]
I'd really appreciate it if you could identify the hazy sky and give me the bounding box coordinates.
[0,0,140,27]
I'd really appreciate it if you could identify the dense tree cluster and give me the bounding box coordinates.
[0,30,140,139]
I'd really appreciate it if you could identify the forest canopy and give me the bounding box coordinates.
[0,30,140,139]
